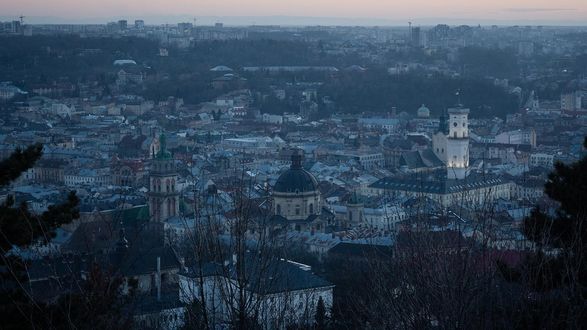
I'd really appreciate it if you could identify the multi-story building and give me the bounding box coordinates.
[529,153,555,168]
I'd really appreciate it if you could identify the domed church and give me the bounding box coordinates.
[272,149,334,233]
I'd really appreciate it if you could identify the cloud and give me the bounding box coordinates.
[504,8,574,13]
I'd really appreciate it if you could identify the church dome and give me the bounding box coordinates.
[273,150,318,194]
[417,104,430,118]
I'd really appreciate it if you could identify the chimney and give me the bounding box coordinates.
[156,257,161,301]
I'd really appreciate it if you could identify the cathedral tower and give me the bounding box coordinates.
[148,135,179,221]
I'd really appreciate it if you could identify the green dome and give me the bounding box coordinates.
[417,104,430,118]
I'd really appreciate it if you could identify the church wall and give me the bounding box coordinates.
[432,132,448,163]
[274,192,321,220]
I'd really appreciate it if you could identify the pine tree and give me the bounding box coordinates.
[502,137,587,327]
[0,144,80,251]
[315,296,327,330]
[0,144,82,328]
[523,137,587,288]
[0,143,42,186]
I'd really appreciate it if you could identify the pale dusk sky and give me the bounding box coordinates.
[1,0,586,25]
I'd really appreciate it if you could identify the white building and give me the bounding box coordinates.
[222,136,285,155]
[358,117,401,133]
[561,91,582,111]
[64,168,110,187]
[495,129,537,148]
[529,153,555,168]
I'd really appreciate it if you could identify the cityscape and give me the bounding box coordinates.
[1,5,587,329]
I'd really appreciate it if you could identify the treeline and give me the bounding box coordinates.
[320,70,520,118]
[0,35,159,83]
[458,46,519,78]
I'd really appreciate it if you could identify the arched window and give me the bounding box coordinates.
[276,204,281,215]
[309,203,314,214]
[295,205,300,216]
[166,179,170,192]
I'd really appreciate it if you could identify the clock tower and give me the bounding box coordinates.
[446,107,470,180]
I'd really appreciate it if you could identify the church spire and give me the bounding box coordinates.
[156,134,172,159]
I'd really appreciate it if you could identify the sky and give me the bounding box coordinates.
[1,0,587,25]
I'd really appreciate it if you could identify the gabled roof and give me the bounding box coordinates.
[181,255,333,294]
[399,149,443,170]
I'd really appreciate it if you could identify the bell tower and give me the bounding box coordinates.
[446,107,470,180]
[346,191,364,227]
[148,135,179,221]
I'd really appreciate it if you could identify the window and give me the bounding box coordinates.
[453,122,458,127]
[276,204,281,215]
[309,203,314,214]
[295,205,300,215]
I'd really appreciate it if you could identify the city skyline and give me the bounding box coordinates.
[1,0,587,25]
